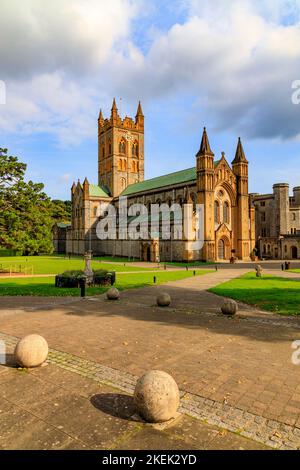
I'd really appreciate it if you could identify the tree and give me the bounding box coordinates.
[51,199,71,223]
[0,148,54,254]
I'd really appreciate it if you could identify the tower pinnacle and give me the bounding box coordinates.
[196,127,214,157]
[232,137,248,164]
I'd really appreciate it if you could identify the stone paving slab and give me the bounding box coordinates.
[0,361,267,450]
[0,269,300,449]
[0,331,295,449]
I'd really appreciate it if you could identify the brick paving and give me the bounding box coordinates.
[0,360,268,450]
[0,268,300,449]
[0,330,295,449]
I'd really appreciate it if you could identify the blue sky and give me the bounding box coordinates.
[0,0,300,200]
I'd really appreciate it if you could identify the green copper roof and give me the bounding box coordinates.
[89,184,110,198]
[57,222,71,229]
[121,160,221,196]
[121,167,196,196]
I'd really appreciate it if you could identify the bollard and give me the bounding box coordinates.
[79,278,86,298]
[215,265,218,271]
[186,266,188,271]
[153,276,157,284]
[164,264,167,271]
[193,270,196,276]
[282,264,284,271]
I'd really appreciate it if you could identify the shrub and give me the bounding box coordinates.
[55,269,115,288]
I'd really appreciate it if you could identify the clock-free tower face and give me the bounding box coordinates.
[98,109,144,198]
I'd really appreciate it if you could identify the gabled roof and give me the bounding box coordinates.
[89,184,110,198]
[121,161,221,196]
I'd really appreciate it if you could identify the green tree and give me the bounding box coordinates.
[0,148,54,254]
[51,199,71,223]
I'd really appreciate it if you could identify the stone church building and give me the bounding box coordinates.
[252,185,300,260]
[65,100,256,262]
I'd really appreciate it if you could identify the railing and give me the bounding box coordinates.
[0,264,34,276]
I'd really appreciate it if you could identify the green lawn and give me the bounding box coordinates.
[0,270,211,296]
[0,255,152,275]
[290,269,300,273]
[209,272,300,316]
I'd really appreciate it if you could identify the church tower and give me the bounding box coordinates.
[98,99,145,198]
[196,128,216,261]
[232,138,250,259]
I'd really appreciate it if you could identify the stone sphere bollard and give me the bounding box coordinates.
[14,334,48,368]
[157,293,171,307]
[221,299,238,316]
[134,370,180,423]
[106,287,120,300]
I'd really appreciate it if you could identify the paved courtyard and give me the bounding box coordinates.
[0,268,300,449]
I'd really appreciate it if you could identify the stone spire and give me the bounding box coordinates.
[111,98,119,124]
[196,127,214,157]
[232,137,248,164]
[111,98,117,112]
[98,108,104,126]
[136,101,144,117]
[135,100,144,129]
[83,177,89,200]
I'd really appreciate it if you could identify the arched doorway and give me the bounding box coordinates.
[291,246,298,259]
[147,246,151,261]
[218,239,225,260]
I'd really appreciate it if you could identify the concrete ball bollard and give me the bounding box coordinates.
[14,334,48,368]
[157,293,171,307]
[221,299,238,316]
[106,287,120,300]
[134,370,180,423]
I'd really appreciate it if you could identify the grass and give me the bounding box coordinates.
[0,270,211,296]
[209,272,300,316]
[290,269,300,273]
[0,255,152,275]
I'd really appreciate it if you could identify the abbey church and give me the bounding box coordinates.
[64,99,256,262]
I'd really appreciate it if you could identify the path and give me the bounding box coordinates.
[0,360,266,450]
[0,268,300,449]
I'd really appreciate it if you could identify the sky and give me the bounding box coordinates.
[0,0,300,200]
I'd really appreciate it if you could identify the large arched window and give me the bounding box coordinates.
[119,140,126,154]
[214,201,220,224]
[223,201,230,224]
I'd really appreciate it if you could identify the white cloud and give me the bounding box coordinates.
[1,0,300,145]
[0,0,141,145]
[0,0,139,79]
[109,1,300,139]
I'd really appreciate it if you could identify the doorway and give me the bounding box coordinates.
[291,246,298,259]
[218,239,225,260]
